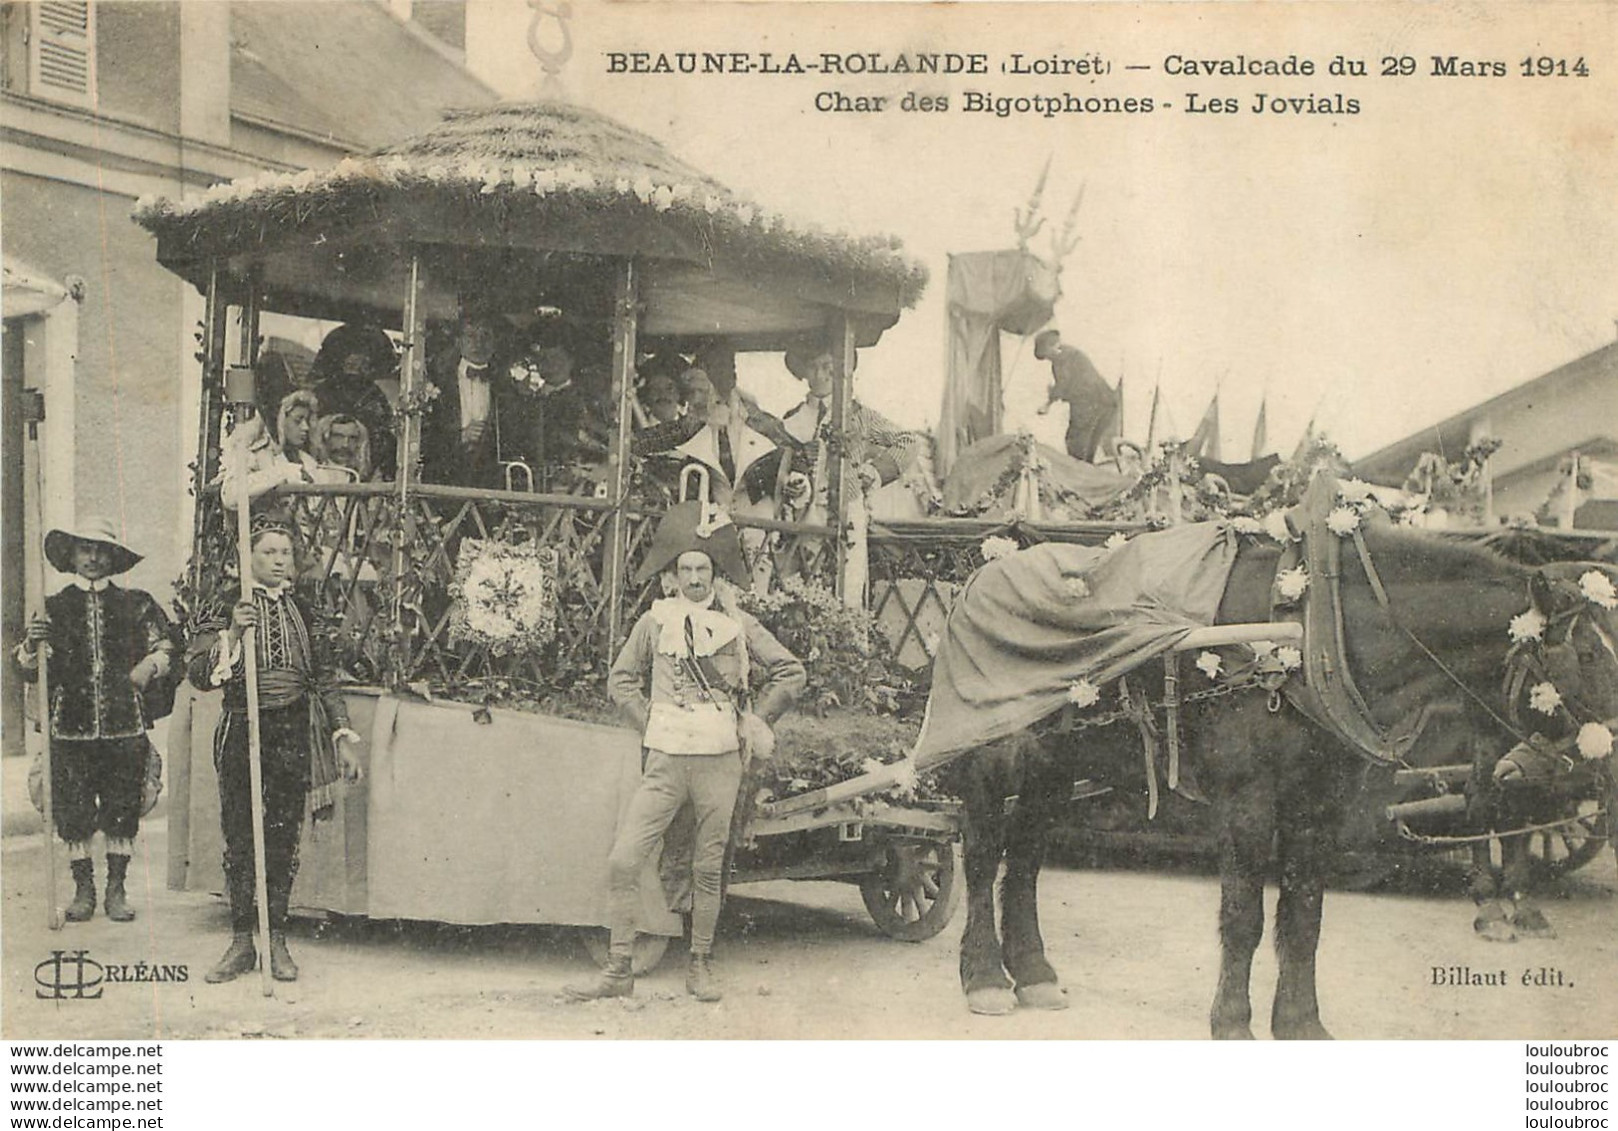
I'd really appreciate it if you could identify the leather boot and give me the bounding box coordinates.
[686,952,722,1002]
[268,932,299,982]
[104,854,135,922]
[65,859,96,922]
[205,932,258,984]
[564,952,634,1001]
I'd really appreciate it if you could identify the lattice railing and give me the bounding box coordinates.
[187,482,838,700]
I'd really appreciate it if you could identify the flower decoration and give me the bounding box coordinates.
[1576,722,1614,761]
[1338,478,1375,504]
[1578,570,1617,610]
[1104,532,1129,553]
[1528,682,1563,716]
[1195,651,1222,679]
[1064,576,1092,600]
[1275,566,1310,603]
[1508,609,1546,644]
[1326,506,1361,536]
[1262,511,1297,544]
[1066,679,1101,708]
[1276,646,1303,672]
[1250,639,1277,658]
[1228,516,1264,537]
[980,535,1019,561]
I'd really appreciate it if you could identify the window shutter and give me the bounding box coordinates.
[29,0,96,107]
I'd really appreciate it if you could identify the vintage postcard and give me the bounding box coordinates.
[2,0,1615,1057]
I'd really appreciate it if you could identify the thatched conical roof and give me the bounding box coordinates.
[133,101,927,319]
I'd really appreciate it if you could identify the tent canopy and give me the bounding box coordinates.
[133,101,927,348]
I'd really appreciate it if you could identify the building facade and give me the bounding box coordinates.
[1,0,493,754]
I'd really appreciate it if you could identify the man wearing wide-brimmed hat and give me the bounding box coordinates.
[14,517,179,923]
[566,500,805,1003]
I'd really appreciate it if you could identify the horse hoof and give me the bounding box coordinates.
[1274,1020,1334,1040]
[1015,982,1069,1011]
[967,988,1018,1016]
[1513,908,1557,939]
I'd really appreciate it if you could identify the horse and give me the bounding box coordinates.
[940,523,1618,1037]
[1464,562,1618,941]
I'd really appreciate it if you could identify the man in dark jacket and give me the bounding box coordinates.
[15,518,178,923]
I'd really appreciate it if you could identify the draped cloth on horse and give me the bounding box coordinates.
[913,522,1241,768]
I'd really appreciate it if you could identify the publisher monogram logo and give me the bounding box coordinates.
[32,950,190,999]
[35,950,104,1000]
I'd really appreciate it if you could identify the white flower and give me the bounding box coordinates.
[703,194,723,214]
[1528,682,1563,716]
[1276,646,1302,672]
[1338,478,1374,503]
[980,535,1018,561]
[632,176,655,203]
[892,758,919,796]
[1104,532,1129,552]
[1326,506,1361,536]
[1249,639,1277,659]
[1576,722,1614,761]
[1195,651,1222,679]
[1064,576,1091,600]
[1229,516,1264,536]
[1275,566,1310,603]
[614,177,632,195]
[1578,570,1617,609]
[650,185,675,212]
[1066,679,1100,708]
[1508,609,1546,644]
[1262,510,1296,543]
[734,205,757,226]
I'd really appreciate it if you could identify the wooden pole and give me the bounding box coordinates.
[392,253,426,687]
[828,314,855,603]
[189,266,229,602]
[231,285,274,998]
[27,406,62,931]
[603,258,640,656]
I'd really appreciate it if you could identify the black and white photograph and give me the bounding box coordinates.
[2,0,1615,1093]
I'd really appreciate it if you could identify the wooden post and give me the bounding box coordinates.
[604,259,640,657]
[390,253,427,687]
[828,314,855,603]
[26,401,62,931]
[189,265,229,602]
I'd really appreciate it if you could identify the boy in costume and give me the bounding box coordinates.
[186,511,362,983]
[15,517,178,923]
[567,501,804,1002]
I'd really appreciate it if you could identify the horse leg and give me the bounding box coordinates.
[1503,831,1555,939]
[1210,786,1272,1040]
[1466,831,1512,941]
[1000,744,1069,1010]
[1270,816,1333,1040]
[953,749,1016,1016]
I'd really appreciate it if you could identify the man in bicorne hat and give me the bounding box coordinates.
[186,510,363,984]
[566,501,805,1003]
[15,518,179,923]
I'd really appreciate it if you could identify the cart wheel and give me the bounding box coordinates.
[859,840,959,942]
[1522,799,1608,883]
[579,929,671,976]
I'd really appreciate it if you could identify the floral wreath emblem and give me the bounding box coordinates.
[448,539,560,655]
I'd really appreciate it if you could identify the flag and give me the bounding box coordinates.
[1250,396,1268,460]
[1188,393,1221,461]
[1291,417,1317,463]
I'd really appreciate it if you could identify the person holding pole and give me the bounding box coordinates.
[14,518,178,923]
[187,509,363,983]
